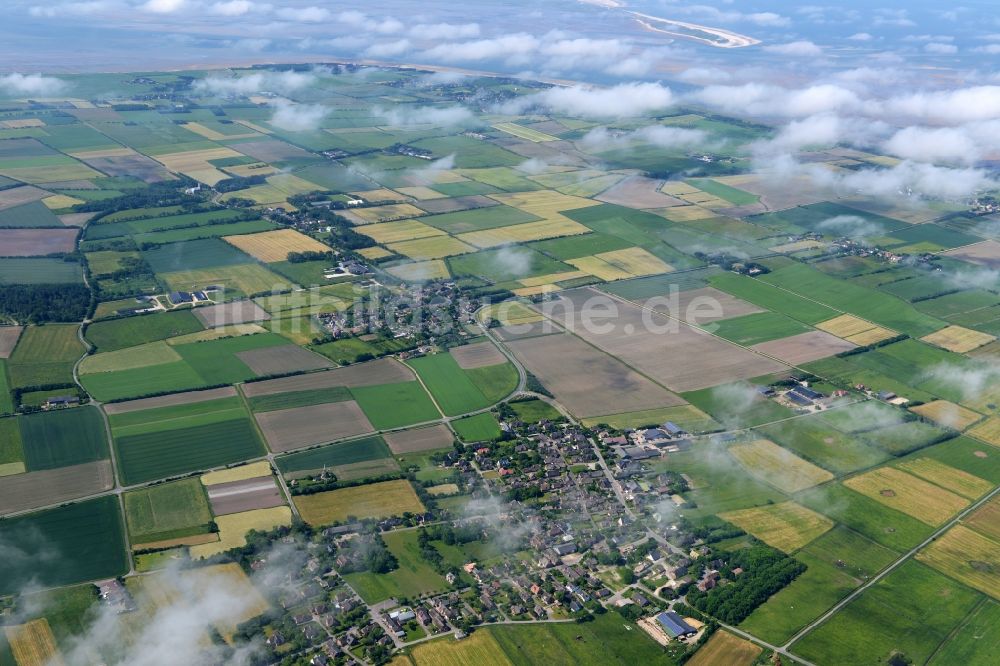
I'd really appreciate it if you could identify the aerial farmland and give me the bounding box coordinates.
[0,55,999,666]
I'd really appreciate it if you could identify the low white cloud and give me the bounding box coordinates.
[30,1,116,16]
[763,40,822,57]
[270,100,328,131]
[410,22,480,40]
[140,0,185,13]
[883,122,1000,165]
[807,160,995,199]
[0,73,68,96]
[422,33,540,62]
[925,42,958,54]
[848,32,873,41]
[689,83,859,118]
[375,105,474,127]
[508,82,674,118]
[208,0,268,16]
[276,5,330,22]
[194,70,316,95]
[579,125,707,151]
[880,86,1000,123]
[365,39,412,59]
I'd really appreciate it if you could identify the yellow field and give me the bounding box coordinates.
[5,619,63,666]
[80,340,180,374]
[969,417,1000,447]
[656,205,716,222]
[567,248,672,281]
[358,219,445,244]
[596,247,673,276]
[201,461,272,486]
[1,118,44,129]
[567,256,634,281]
[427,483,460,496]
[816,314,896,345]
[293,479,425,526]
[512,284,561,297]
[351,188,404,201]
[0,461,26,476]
[660,181,701,196]
[922,325,996,353]
[223,229,330,263]
[844,467,970,526]
[233,119,272,134]
[132,532,220,551]
[223,163,278,178]
[910,400,982,430]
[409,629,512,666]
[188,563,270,638]
[493,122,558,142]
[729,439,834,493]
[769,240,824,253]
[350,203,426,224]
[265,173,323,196]
[387,260,450,281]
[719,501,834,553]
[70,147,135,159]
[388,236,475,260]
[156,147,243,184]
[479,300,544,325]
[190,506,292,558]
[396,185,446,200]
[182,122,258,141]
[490,190,600,217]
[518,270,587,288]
[358,246,395,260]
[457,218,591,248]
[42,194,85,209]
[166,324,266,345]
[897,458,993,500]
[917,525,1000,601]
[686,630,761,666]
[966,495,1000,541]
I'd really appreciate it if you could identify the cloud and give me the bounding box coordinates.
[516,158,548,175]
[410,22,480,40]
[689,83,859,118]
[375,105,474,127]
[422,33,540,63]
[208,0,268,16]
[815,215,888,241]
[763,40,823,57]
[882,122,1000,165]
[334,11,403,34]
[508,82,674,118]
[848,32,873,41]
[275,5,329,22]
[406,154,456,186]
[760,113,888,152]
[677,67,733,85]
[807,160,995,199]
[0,73,68,96]
[270,100,328,131]
[30,1,116,16]
[579,125,707,151]
[880,86,1000,123]
[194,70,317,95]
[925,42,958,54]
[140,0,185,13]
[365,39,412,58]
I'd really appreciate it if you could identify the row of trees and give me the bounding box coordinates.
[0,283,91,323]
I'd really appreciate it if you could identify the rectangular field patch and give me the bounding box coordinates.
[720,501,834,553]
[729,439,834,493]
[910,400,982,431]
[254,401,374,452]
[896,458,993,500]
[193,300,270,328]
[223,229,329,263]
[815,314,896,346]
[450,341,507,369]
[917,525,1000,601]
[384,424,454,454]
[293,479,424,525]
[235,344,333,376]
[844,467,970,526]
[921,325,996,353]
[206,476,285,516]
[0,228,78,256]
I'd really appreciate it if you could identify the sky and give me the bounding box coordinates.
[4,0,1000,198]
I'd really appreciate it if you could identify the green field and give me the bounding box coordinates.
[275,435,392,474]
[108,395,248,436]
[350,381,441,429]
[508,398,562,423]
[245,385,352,412]
[791,560,982,665]
[0,201,61,227]
[466,362,519,404]
[0,416,23,467]
[709,273,838,325]
[115,417,265,485]
[0,258,84,284]
[709,311,813,345]
[929,600,1000,666]
[85,309,204,352]
[755,415,890,475]
[342,529,453,603]
[420,205,540,233]
[5,324,84,388]
[142,237,254,273]
[686,178,759,205]
[0,496,128,595]
[491,612,670,665]
[0,360,13,415]
[740,526,898,644]
[682,382,794,429]
[796,483,934,552]
[407,354,494,416]
[123,477,213,544]
[19,407,109,471]
[452,412,502,442]
[448,247,571,283]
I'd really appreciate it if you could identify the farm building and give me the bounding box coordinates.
[656,611,696,639]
